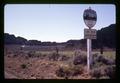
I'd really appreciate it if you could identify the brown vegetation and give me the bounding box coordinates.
[4,45,115,79]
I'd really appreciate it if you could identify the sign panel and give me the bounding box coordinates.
[83,7,97,29]
[84,29,97,39]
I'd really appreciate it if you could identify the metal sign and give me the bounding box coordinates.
[83,7,97,29]
[84,29,97,39]
[83,7,97,74]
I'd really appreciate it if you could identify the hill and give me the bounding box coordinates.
[4,24,115,49]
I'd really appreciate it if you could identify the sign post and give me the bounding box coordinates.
[83,7,97,74]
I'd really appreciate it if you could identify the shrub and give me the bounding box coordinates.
[90,68,101,78]
[73,55,87,65]
[21,64,27,69]
[56,65,83,78]
[72,65,83,76]
[90,65,115,79]
[13,54,17,57]
[58,55,70,61]
[56,67,70,78]
[38,54,45,59]
[27,51,35,58]
[92,62,105,68]
[93,54,115,66]
[49,52,59,61]
[104,65,115,79]
[104,59,115,65]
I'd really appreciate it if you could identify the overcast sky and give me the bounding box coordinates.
[4,4,115,42]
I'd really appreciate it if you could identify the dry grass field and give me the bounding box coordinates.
[4,45,115,79]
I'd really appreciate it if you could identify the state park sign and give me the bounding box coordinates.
[84,29,97,39]
[83,7,97,29]
[83,7,97,73]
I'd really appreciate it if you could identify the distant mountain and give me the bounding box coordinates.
[4,33,27,44]
[63,24,115,49]
[4,24,115,49]
[93,24,115,48]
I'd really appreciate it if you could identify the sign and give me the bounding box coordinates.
[84,29,97,39]
[83,7,97,29]
[83,7,97,74]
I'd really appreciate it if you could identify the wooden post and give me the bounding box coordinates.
[100,46,103,54]
[55,47,58,54]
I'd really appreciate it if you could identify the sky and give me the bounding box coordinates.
[4,4,115,42]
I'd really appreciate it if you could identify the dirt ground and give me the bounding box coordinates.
[4,54,92,79]
[4,45,115,79]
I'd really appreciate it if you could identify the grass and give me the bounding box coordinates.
[92,51,115,60]
[102,51,115,60]
[34,50,115,60]
[59,51,75,57]
[36,51,52,55]
[5,45,116,79]
[36,51,75,57]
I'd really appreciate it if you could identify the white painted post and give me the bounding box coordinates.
[90,39,92,70]
[87,39,90,73]
[87,38,92,73]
